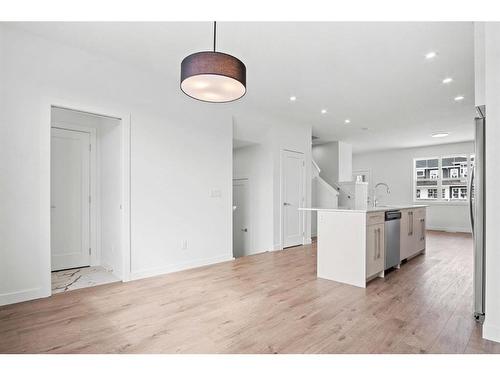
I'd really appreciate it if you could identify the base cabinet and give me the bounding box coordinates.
[366,223,385,279]
[400,207,426,261]
[414,209,426,252]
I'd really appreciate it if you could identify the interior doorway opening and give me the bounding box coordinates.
[232,178,251,258]
[50,106,125,294]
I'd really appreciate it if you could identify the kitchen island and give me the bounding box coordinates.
[301,205,427,288]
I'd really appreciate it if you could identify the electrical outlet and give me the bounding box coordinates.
[181,240,188,250]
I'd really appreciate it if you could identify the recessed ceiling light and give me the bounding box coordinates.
[442,77,453,84]
[290,96,297,101]
[344,119,351,124]
[321,109,327,114]
[454,95,465,101]
[432,132,449,138]
[425,51,437,59]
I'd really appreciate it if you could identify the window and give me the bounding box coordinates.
[414,154,473,203]
[429,188,438,199]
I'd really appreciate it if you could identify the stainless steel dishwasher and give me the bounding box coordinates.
[384,210,401,270]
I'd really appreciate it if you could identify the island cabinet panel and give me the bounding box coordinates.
[366,222,385,279]
[316,211,367,288]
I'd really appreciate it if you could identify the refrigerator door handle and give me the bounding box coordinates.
[469,166,475,233]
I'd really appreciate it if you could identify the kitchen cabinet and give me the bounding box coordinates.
[366,223,385,279]
[400,207,426,261]
[366,212,385,279]
[414,208,426,253]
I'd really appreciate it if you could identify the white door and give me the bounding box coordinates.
[282,150,305,248]
[51,128,91,271]
[233,179,251,258]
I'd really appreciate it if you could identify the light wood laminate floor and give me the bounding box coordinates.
[1,231,500,354]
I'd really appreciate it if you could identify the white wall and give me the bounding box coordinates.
[233,144,274,254]
[0,25,233,305]
[353,141,474,233]
[483,22,500,343]
[312,141,352,185]
[474,22,485,106]
[312,142,339,186]
[338,142,353,182]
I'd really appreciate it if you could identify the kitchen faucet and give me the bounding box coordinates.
[373,182,391,207]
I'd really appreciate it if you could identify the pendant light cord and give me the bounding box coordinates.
[213,21,217,52]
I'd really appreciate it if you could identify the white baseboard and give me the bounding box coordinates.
[303,238,312,245]
[129,254,234,281]
[483,322,500,343]
[273,243,282,251]
[0,287,50,307]
[427,226,471,233]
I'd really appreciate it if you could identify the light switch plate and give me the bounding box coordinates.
[210,189,222,198]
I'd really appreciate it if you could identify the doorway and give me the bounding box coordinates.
[281,150,306,249]
[233,178,251,258]
[49,106,129,293]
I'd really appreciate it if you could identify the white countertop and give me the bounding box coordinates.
[299,204,428,214]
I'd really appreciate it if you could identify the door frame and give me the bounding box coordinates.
[51,125,98,268]
[232,177,252,257]
[41,98,131,298]
[279,149,306,250]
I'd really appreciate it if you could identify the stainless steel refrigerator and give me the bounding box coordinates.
[471,105,486,322]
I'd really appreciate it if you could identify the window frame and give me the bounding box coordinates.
[412,154,473,205]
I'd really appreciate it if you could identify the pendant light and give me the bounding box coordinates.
[180,22,246,103]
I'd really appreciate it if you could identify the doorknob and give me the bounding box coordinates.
[283,202,291,206]
[241,228,248,232]
[51,205,56,209]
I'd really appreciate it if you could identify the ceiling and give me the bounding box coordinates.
[10,22,475,153]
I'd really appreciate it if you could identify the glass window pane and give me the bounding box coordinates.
[414,158,440,201]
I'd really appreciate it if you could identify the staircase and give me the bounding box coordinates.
[312,159,339,208]
[311,159,339,236]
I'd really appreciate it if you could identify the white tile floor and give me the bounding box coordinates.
[51,266,120,294]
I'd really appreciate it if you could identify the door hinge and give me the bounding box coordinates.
[89,195,91,204]
[89,144,91,151]
[89,247,92,255]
